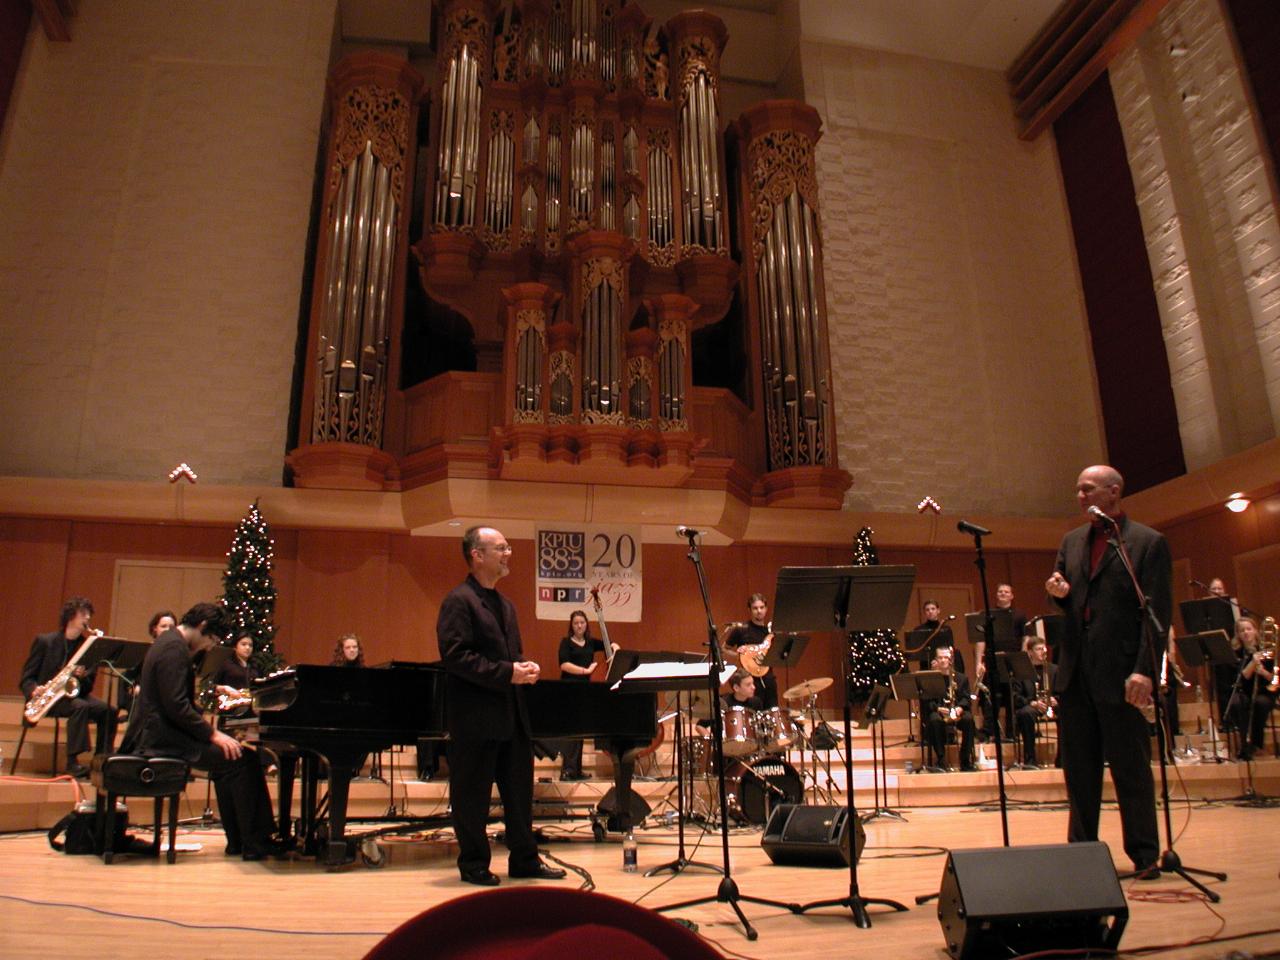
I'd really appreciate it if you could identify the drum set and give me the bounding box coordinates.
[681,676,841,826]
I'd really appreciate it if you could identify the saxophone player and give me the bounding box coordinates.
[1013,638,1058,769]
[920,647,977,772]
[18,596,114,778]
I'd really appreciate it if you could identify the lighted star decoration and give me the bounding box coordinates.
[916,495,941,514]
[168,462,198,484]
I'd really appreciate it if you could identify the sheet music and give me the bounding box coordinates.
[611,662,736,690]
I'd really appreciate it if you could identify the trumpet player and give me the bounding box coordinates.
[18,596,114,778]
[921,647,976,773]
[1228,616,1277,762]
[1013,638,1058,769]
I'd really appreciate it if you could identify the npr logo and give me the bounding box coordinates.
[538,586,587,603]
[537,529,585,580]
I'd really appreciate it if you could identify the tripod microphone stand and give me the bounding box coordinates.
[654,528,799,941]
[646,688,722,876]
[1104,517,1227,899]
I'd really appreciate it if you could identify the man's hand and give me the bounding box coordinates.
[211,729,242,761]
[975,661,987,680]
[512,660,540,684]
[1124,672,1153,708]
[1045,571,1070,599]
[72,665,88,678]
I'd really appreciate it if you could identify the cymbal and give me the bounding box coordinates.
[783,676,833,700]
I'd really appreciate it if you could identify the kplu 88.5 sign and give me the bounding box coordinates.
[534,525,642,622]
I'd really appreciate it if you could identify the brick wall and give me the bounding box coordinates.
[798,41,1105,515]
[0,0,336,485]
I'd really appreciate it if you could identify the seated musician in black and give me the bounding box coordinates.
[19,596,114,778]
[1012,637,1058,769]
[695,669,761,735]
[912,599,965,675]
[557,610,607,781]
[1229,616,1277,761]
[332,633,364,667]
[726,593,779,709]
[120,602,282,860]
[214,634,258,702]
[920,647,976,772]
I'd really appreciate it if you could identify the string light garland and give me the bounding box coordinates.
[220,499,283,673]
[168,462,198,484]
[846,526,903,703]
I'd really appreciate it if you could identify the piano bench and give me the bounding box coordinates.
[91,755,190,864]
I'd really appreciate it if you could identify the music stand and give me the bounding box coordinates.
[891,671,947,771]
[1175,631,1236,763]
[773,563,916,928]
[83,635,150,752]
[605,654,723,879]
[759,632,808,669]
[1179,598,1237,636]
[860,684,904,822]
[998,651,1040,770]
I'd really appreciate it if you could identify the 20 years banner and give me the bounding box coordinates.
[534,525,642,622]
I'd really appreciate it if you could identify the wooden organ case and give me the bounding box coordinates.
[289,0,851,510]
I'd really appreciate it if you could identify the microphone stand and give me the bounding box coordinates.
[654,529,798,941]
[645,688,722,876]
[1107,520,1227,899]
[916,526,1009,907]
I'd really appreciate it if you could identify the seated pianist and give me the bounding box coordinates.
[1012,637,1058,770]
[920,647,976,773]
[121,602,284,861]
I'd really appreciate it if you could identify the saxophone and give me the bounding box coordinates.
[943,670,961,722]
[24,629,102,723]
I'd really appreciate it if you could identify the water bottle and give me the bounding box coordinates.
[1194,684,1203,703]
[622,830,638,873]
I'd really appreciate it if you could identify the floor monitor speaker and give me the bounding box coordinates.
[760,804,865,867]
[936,842,1128,960]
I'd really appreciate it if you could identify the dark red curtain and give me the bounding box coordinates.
[1053,73,1186,494]
[0,0,31,135]
[1225,0,1280,186]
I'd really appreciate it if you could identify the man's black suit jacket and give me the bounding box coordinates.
[20,631,98,699]
[1050,516,1171,704]
[119,630,213,763]
[437,575,530,741]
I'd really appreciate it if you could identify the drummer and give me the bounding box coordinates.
[696,669,762,733]
[723,669,763,712]
[726,593,780,708]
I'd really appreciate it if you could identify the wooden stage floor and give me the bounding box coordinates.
[2,797,1278,960]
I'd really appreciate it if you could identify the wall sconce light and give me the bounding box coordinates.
[1225,494,1250,513]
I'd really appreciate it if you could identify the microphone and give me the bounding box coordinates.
[675,525,702,538]
[956,519,991,536]
[1087,505,1117,527]
[1189,578,1210,592]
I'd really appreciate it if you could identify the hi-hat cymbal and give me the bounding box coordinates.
[783,677,833,700]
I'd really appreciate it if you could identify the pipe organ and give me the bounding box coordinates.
[291,2,849,507]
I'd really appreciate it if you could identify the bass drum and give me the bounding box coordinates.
[724,758,803,825]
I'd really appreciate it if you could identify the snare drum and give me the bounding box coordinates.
[724,757,803,825]
[721,705,758,756]
[755,707,800,752]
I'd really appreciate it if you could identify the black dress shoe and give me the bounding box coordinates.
[1132,862,1161,881]
[65,762,90,779]
[509,862,566,880]
[224,842,242,857]
[460,869,501,886]
[242,838,290,861]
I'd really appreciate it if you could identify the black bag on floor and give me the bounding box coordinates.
[48,801,128,855]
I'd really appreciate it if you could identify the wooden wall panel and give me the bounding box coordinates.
[0,518,71,693]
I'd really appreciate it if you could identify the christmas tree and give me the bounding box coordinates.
[221,500,284,673]
[846,526,903,703]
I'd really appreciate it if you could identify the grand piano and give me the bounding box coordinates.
[226,662,657,866]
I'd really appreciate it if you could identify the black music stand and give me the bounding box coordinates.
[891,671,947,771]
[1175,630,1236,763]
[604,654,722,878]
[83,635,150,752]
[773,564,916,928]
[998,651,1040,769]
[1180,598,1237,636]
[860,684,904,822]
